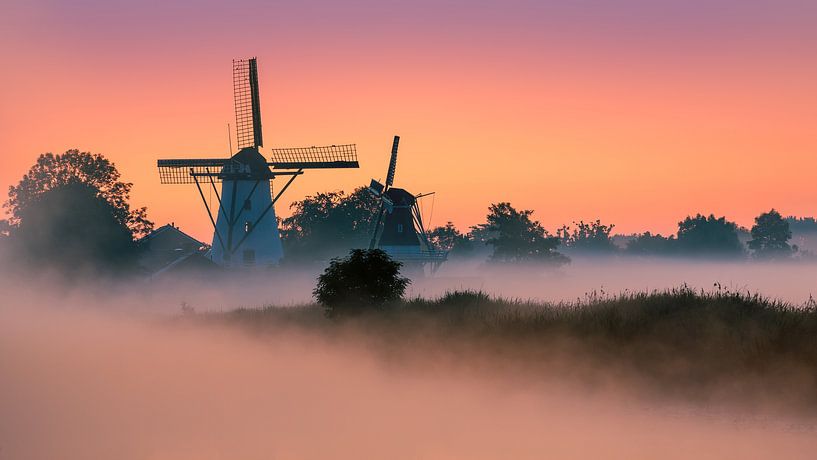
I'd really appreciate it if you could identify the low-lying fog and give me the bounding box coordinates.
[115,257,817,312]
[2,298,816,460]
[2,258,817,459]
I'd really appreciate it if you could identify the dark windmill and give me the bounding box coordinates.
[368,135,447,273]
[157,58,359,268]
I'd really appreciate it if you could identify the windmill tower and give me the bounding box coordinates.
[368,135,447,273]
[157,58,359,268]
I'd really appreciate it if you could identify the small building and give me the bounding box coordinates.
[136,224,220,278]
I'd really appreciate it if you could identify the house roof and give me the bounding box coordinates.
[137,224,205,248]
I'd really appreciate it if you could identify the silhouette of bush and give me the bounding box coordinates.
[437,290,492,307]
[314,249,410,316]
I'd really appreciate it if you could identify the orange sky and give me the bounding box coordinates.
[2,1,817,242]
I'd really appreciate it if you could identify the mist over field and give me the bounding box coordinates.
[44,257,817,311]
[422,257,817,305]
[3,262,817,460]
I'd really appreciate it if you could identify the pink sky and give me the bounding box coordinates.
[2,0,817,241]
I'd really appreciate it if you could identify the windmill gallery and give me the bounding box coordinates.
[148,58,447,275]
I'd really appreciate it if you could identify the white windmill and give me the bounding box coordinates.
[158,58,359,268]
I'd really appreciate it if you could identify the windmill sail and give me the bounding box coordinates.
[385,135,399,187]
[234,58,263,149]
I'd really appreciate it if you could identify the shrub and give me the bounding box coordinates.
[437,290,492,307]
[314,249,410,316]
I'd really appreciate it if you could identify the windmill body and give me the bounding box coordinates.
[157,58,359,269]
[378,188,422,253]
[210,148,283,266]
[369,136,447,273]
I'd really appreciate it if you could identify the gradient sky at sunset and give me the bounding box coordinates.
[2,0,817,241]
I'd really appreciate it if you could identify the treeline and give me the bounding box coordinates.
[0,150,812,275]
[281,190,804,265]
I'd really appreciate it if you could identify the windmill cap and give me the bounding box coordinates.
[385,188,415,205]
[225,147,271,175]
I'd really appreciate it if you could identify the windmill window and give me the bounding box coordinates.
[397,223,404,233]
[244,199,252,210]
[245,221,253,233]
[243,249,255,265]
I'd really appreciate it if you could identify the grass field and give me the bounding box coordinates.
[197,286,817,414]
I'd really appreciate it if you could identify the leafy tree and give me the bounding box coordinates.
[314,249,410,316]
[748,209,793,259]
[280,187,379,263]
[483,202,568,265]
[676,214,743,257]
[428,221,474,256]
[558,220,617,253]
[625,232,677,255]
[12,182,138,272]
[4,150,152,238]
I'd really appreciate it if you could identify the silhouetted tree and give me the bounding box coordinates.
[748,209,793,259]
[12,182,138,272]
[428,221,474,256]
[558,220,617,253]
[625,232,677,255]
[280,187,379,263]
[676,214,743,257]
[5,150,152,238]
[483,202,568,265]
[314,249,410,316]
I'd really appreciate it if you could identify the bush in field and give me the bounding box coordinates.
[314,249,410,316]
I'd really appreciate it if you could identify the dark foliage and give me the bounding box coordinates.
[314,249,410,315]
[280,187,379,264]
[4,150,152,239]
[558,219,618,253]
[482,202,568,265]
[749,209,793,259]
[625,232,677,255]
[428,221,474,256]
[12,182,138,273]
[786,216,817,234]
[676,214,743,257]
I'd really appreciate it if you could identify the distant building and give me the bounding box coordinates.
[136,224,220,278]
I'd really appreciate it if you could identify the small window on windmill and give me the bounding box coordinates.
[244,199,252,211]
[243,249,255,265]
[245,221,253,233]
[397,223,404,233]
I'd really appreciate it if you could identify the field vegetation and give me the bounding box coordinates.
[200,286,817,414]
